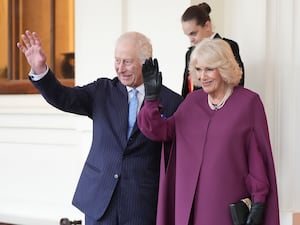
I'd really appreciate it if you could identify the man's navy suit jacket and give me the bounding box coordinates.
[32,70,183,223]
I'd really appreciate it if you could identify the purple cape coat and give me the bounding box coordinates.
[138,86,280,225]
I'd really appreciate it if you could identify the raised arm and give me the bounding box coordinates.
[17,30,94,117]
[138,58,176,142]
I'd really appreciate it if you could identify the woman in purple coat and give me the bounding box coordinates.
[138,39,280,225]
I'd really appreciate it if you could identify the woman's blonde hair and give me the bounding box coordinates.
[188,38,242,87]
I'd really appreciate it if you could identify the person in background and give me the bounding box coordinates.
[181,2,245,98]
[17,30,183,225]
[138,38,279,225]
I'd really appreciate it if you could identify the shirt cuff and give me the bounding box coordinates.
[28,66,49,81]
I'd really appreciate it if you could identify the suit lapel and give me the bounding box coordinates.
[113,82,131,143]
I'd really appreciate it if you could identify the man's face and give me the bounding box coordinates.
[114,39,143,88]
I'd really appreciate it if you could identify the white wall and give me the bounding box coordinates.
[1,0,300,225]
[0,95,85,225]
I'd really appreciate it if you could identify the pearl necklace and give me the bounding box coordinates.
[207,87,233,110]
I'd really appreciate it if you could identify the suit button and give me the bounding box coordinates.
[114,174,119,179]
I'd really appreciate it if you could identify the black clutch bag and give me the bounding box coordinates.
[229,198,251,225]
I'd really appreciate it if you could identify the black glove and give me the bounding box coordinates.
[246,202,265,225]
[142,58,162,101]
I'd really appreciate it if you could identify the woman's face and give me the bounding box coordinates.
[182,19,210,46]
[194,60,226,96]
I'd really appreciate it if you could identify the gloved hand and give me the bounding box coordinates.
[142,58,162,101]
[246,202,265,225]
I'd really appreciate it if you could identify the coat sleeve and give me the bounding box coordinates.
[32,69,95,117]
[246,130,270,202]
[246,94,278,205]
[138,100,175,142]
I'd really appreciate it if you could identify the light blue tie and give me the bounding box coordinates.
[128,89,138,138]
